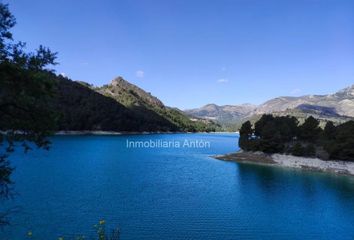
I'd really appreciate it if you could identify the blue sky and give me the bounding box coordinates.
[6,0,354,109]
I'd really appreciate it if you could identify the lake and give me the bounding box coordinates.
[2,133,354,239]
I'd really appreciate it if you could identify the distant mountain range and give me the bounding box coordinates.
[185,104,256,127]
[54,76,354,132]
[185,85,354,130]
[54,76,219,132]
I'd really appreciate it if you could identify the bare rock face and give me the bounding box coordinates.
[99,76,164,109]
[256,84,354,117]
[185,84,354,127]
[185,103,257,123]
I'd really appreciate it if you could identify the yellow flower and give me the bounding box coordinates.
[99,219,105,225]
[27,231,33,237]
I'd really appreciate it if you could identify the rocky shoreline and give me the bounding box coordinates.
[55,130,156,135]
[55,131,236,135]
[214,151,354,176]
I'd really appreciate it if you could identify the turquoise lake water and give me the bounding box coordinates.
[2,133,354,239]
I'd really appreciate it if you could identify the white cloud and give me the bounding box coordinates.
[136,70,144,78]
[217,78,229,83]
[290,88,301,95]
[59,72,67,77]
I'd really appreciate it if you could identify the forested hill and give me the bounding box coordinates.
[95,77,220,132]
[53,75,219,132]
[97,77,164,108]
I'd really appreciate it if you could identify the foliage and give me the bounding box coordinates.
[51,76,221,132]
[238,114,354,161]
[0,3,57,202]
[53,76,177,132]
[291,142,305,156]
[97,77,220,132]
[323,121,336,140]
[244,115,298,153]
[324,121,354,161]
[298,116,321,143]
[239,121,253,151]
[304,144,316,157]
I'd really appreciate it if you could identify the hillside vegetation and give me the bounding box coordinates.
[239,115,354,161]
[95,77,220,132]
[54,76,179,132]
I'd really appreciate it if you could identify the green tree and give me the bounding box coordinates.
[254,114,274,136]
[0,3,57,201]
[325,121,354,161]
[292,142,305,156]
[239,121,253,151]
[304,144,316,157]
[253,115,298,153]
[298,116,322,142]
[323,121,336,140]
[239,114,354,161]
[277,116,299,142]
[258,121,285,153]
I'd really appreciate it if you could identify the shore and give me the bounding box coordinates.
[214,151,354,176]
[55,131,237,135]
[55,130,156,135]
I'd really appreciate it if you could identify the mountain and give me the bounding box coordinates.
[255,85,354,117]
[54,76,178,132]
[54,76,219,132]
[96,77,220,132]
[186,84,354,130]
[185,103,256,129]
[97,77,164,108]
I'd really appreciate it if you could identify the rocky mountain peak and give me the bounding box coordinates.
[185,83,354,129]
[110,76,131,87]
[102,76,165,108]
[335,84,354,98]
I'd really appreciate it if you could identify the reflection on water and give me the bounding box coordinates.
[1,134,354,239]
[237,163,354,204]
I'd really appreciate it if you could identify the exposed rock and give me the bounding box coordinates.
[214,151,354,176]
[186,85,354,129]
